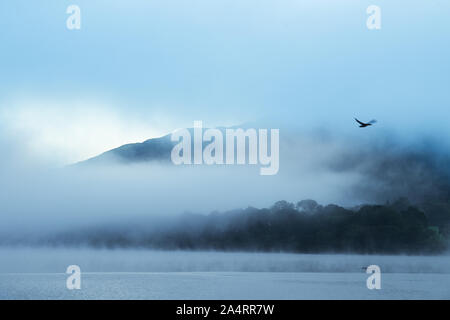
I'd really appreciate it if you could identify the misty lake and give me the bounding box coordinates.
[0,248,449,299]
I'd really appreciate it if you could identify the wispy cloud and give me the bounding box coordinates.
[0,98,167,164]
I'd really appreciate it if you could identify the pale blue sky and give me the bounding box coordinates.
[0,0,449,162]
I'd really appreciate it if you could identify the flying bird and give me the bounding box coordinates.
[355,118,377,128]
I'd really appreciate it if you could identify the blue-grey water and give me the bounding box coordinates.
[0,248,449,299]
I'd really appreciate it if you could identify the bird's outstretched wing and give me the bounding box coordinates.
[354,118,365,125]
[368,119,377,124]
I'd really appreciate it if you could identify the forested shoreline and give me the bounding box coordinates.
[42,198,449,254]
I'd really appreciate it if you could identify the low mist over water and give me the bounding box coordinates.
[2,248,450,274]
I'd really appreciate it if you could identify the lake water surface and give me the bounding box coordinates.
[1,248,449,299]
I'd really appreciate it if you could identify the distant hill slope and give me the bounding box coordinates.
[77,134,176,166]
[76,126,253,166]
